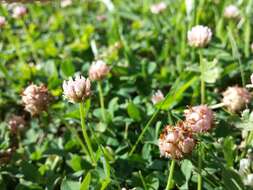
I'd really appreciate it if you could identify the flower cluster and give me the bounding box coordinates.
[151,90,164,104]
[224,5,240,19]
[222,86,251,113]
[88,60,110,81]
[8,115,26,134]
[150,2,167,14]
[63,75,91,103]
[187,25,212,48]
[22,84,52,116]
[0,16,6,28]
[159,123,195,159]
[12,6,27,19]
[159,105,214,159]
[184,105,214,133]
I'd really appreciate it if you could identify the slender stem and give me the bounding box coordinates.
[97,81,106,122]
[199,51,205,104]
[139,171,147,190]
[198,149,202,190]
[227,26,246,86]
[165,159,176,190]
[129,109,160,156]
[79,102,96,165]
[199,50,204,190]
[210,102,225,110]
[66,125,90,157]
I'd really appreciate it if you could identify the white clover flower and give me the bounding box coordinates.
[184,105,214,133]
[0,16,6,28]
[88,60,110,81]
[12,6,27,19]
[150,2,167,14]
[8,115,26,134]
[187,25,212,48]
[222,86,251,112]
[159,123,195,160]
[224,5,240,19]
[22,84,52,116]
[151,90,164,104]
[63,75,91,103]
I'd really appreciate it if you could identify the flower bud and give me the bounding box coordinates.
[187,25,212,48]
[8,115,26,134]
[88,60,110,81]
[159,123,195,159]
[22,84,52,116]
[12,6,27,19]
[222,86,251,112]
[151,90,164,104]
[0,16,6,28]
[184,105,214,133]
[150,2,167,14]
[63,75,91,103]
[224,5,240,19]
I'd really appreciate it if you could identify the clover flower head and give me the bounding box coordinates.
[187,25,212,48]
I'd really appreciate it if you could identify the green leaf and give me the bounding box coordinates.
[127,102,141,121]
[60,178,81,190]
[222,168,245,190]
[61,60,75,78]
[223,137,235,167]
[80,172,91,190]
[202,58,222,84]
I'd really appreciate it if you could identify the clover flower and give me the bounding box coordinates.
[88,60,110,81]
[187,25,212,48]
[22,84,52,116]
[224,5,240,19]
[151,90,164,104]
[12,6,27,18]
[159,123,196,159]
[222,86,251,112]
[0,16,6,28]
[184,105,214,133]
[8,115,26,134]
[150,2,167,14]
[63,75,91,103]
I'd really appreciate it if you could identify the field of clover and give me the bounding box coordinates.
[2,0,253,190]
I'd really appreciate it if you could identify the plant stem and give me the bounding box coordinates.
[198,149,202,190]
[79,102,96,165]
[165,159,176,190]
[129,108,159,156]
[97,81,106,122]
[199,51,205,104]
[199,50,204,190]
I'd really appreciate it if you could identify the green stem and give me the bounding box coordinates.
[227,26,246,87]
[199,51,205,104]
[79,102,96,165]
[66,125,90,157]
[198,150,202,190]
[129,108,159,156]
[139,171,147,190]
[165,159,176,190]
[199,50,204,190]
[97,81,106,122]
